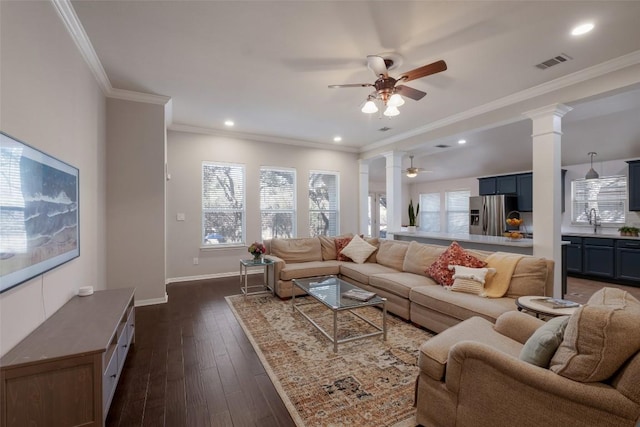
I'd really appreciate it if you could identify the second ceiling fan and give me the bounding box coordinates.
[329,55,447,116]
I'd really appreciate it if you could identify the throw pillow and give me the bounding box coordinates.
[426,242,487,286]
[549,288,640,382]
[448,265,496,295]
[340,235,377,264]
[334,236,354,261]
[520,316,570,368]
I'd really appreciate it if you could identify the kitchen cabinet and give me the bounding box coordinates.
[582,237,615,278]
[496,175,517,194]
[616,239,640,281]
[478,177,497,195]
[516,173,533,212]
[564,236,583,273]
[628,160,640,211]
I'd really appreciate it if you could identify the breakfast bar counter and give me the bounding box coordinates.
[388,231,534,255]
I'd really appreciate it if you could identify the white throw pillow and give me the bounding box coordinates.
[447,265,496,295]
[340,235,377,264]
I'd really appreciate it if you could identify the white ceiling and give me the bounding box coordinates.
[70,1,640,181]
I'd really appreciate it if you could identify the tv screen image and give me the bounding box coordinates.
[0,132,79,293]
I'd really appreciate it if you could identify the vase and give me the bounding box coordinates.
[253,253,262,261]
[407,226,417,233]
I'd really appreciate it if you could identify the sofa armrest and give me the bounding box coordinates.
[445,341,639,422]
[493,310,545,344]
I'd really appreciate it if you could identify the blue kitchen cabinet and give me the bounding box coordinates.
[616,239,640,281]
[516,173,533,212]
[583,238,615,278]
[478,177,497,195]
[628,160,640,211]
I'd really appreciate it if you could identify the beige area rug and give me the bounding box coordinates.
[226,294,433,427]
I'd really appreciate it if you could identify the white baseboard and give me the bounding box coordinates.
[166,270,261,285]
[135,293,168,307]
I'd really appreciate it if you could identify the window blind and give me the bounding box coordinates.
[309,171,339,236]
[202,162,245,245]
[446,190,470,233]
[571,176,626,225]
[419,192,441,232]
[260,167,296,239]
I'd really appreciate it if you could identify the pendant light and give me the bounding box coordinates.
[585,152,599,180]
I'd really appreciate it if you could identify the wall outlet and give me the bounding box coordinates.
[193,257,199,265]
[177,213,186,221]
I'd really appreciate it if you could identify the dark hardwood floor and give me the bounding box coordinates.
[106,273,639,426]
[106,275,295,427]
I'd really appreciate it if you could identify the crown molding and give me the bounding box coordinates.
[169,123,360,153]
[108,88,172,105]
[363,49,640,153]
[51,0,111,94]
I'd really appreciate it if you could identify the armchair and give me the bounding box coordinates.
[415,311,640,427]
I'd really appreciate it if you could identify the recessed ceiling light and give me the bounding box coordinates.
[571,23,594,36]
[458,139,467,145]
[333,136,342,142]
[224,120,234,127]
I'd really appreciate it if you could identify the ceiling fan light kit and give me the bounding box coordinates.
[329,54,447,117]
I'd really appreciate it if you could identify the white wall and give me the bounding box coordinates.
[106,99,167,302]
[166,130,360,280]
[0,1,107,356]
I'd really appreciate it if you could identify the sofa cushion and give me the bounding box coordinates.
[340,235,377,264]
[271,237,322,263]
[340,262,398,285]
[318,233,354,261]
[369,272,437,299]
[519,315,570,368]
[363,237,379,263]
[418,316,523,381]
[427,242,487,286]
[280,260,341,281]
[334,235,354,261]
[402,241,445,277]
[550,288,640,382]
[410,285,516,323]
[376,240,409,271]
[506,257,549,298]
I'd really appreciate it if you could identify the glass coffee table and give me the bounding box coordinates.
[291,275,387,352]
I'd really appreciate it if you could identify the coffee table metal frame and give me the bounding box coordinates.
[239,258,274,298]
[291,275,387,352]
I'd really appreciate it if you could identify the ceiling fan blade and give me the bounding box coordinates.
[398,60,447,83]
[367,55,388,78]
[395,85,427,101]
[328,83,374,88]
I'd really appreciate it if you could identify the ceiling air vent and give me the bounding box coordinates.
[378,126,392,132]
[535,53,572,70]
[435,144,450,148]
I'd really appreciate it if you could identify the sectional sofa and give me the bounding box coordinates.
[264,235,553,333]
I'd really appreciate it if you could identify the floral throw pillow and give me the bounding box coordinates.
[426,241,487,286]
[335,236,354,261]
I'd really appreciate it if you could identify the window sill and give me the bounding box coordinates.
[200,244,246,251]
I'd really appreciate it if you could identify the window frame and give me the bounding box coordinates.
[201,160,246,247]
[571,175,626,227]
[259,166,297,240]
[308,170,340,237]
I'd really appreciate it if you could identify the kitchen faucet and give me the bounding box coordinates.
[588,208,600,233]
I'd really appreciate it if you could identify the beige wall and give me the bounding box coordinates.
[106,99,167,302]
[166,130,359,280]
[0,1,107,356]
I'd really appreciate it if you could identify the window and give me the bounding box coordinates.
[446,190,470,233]
[419,193,441,232]
[202,162,245,245]
[260,167,296,239]
[309,171,339,236]
[571,176,626,225]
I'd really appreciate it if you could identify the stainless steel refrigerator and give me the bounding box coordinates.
[469,195,519,236]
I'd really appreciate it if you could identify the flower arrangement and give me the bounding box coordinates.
[248,242,266,259]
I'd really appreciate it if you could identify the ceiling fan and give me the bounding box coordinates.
[328,55,447,116]
[406,155,432,178]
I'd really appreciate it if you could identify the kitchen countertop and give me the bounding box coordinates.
[562,232,640,240]
[390,231,534,247]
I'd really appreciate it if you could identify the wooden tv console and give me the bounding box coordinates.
[0,288,135,427]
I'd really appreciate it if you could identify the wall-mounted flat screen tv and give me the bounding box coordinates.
[0,132,80,293]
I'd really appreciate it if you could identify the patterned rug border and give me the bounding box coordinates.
[225,294,422,427]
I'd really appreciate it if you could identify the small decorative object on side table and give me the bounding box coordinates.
[248,241,266,261]
[516,295,580,319]
[240,242,273,297]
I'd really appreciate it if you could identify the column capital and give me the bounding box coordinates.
[523,103,573,120]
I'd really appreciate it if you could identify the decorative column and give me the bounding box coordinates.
[524,104,572,298]
[358,159,370,236]
[383,151,403,233]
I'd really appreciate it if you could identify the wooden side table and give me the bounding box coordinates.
[516,295,580,318]
[239,258,274,297]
